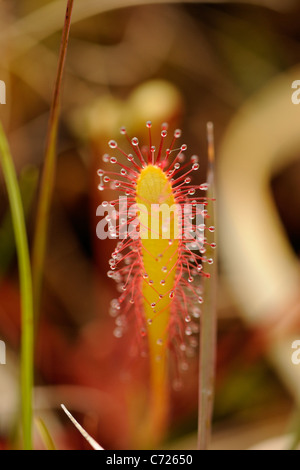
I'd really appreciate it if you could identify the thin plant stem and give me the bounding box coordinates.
[32,0,74,321]
[0,123,34,450]
[197,122,217,450]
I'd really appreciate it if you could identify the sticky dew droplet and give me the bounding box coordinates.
[109,140,118,149]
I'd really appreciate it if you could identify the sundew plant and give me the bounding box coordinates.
[97,122,216,446]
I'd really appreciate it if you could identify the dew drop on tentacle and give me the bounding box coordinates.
[192,307,201,319]
[180,361,189,372]
[172,378,183,392]
[140,327,147,337]
[108,140,118,149]
[190,337,198,348]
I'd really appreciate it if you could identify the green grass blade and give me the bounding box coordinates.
[0,166,38,277]
[0,123,34,450]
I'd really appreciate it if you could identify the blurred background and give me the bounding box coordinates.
[0,0,300,450]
